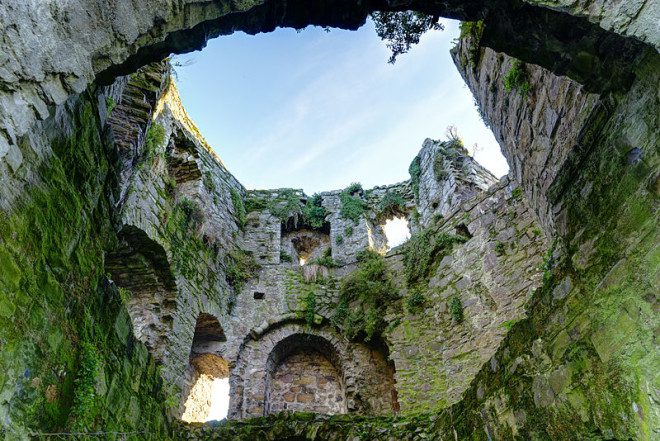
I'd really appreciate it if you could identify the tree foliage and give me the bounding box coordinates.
[372,11,444,63]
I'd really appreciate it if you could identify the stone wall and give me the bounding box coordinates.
[451,37,604,233]
[386,175,547,412]
[266,350,346,415]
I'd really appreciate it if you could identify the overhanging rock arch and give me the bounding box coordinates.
[229,321,398,419]
[0,0,653,162]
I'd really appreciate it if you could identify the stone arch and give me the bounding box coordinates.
[264,333,347,415]
[180,312,231,422]
[105,225,177,362]
[1,0,650,161]
[229,321,397,419]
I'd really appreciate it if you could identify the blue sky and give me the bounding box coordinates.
[174,19,508,194]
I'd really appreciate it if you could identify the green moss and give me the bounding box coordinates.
[70,342,100,430]
[203,171,216,193]
[230,188,247,229]
[408,156,421,200]
[344,225,354,237]
[244,194,269,212]
[105,96,116,114]
[335,234,344,245]
[224,248,260,299]
[403,226,467,288]
[433,154,449,181]
[495,241,506,255]
[457,21,484,68]
[0,92,170,437]
[511,187,523,199]
[280,251,293,263]
[144,122,165,164]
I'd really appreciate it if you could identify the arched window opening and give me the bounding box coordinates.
[281,230,330,266]
[382,216,411,250]
[181,313,231,422]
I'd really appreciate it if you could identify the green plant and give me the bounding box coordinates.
[269,189,303,222]
[500,319,519,331]
[203,172,216,193]
[334,250,397,341]
[303,290,317,327]
[303,193,328,229]
[372,11,444,63]
[280,251,293,263]
[512,187,523,199]
[495,241,506,255]
[105,96,116,114]
[144,122,165,163]
[409,156,422,200]
[433,154,449,181]
[244,194,269,212]
[406,288,426,314]
[70,342,100,430]
[230,188,247,229]
[177,197,203,232]
[118,287,132,304]
[311,255,341,268]
[503,59,531,97]
[377,192,406,219]
[224,248,260,294]
[458,21,484,67]
[344,225,354,236]
[449,297,464,323]
[403,228,467,288]
[164,175,176,196]
[335,234,344,245]
[340,183,366,224]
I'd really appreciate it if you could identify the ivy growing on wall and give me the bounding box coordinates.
[333,250,398,342]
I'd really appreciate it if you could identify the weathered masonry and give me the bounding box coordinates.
[0,1,657,440]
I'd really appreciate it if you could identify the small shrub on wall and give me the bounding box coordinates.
[339,183,366,224]
[503,59,531,97]
[333,250,397,341]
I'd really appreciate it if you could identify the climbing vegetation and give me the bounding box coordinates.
[144,122,165,164]
[409,156,422,200]
[372,11,443,63]
[403,225,468,288]
[333,250,397,341]
[224,248,260,294]
[230,188,247,229]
